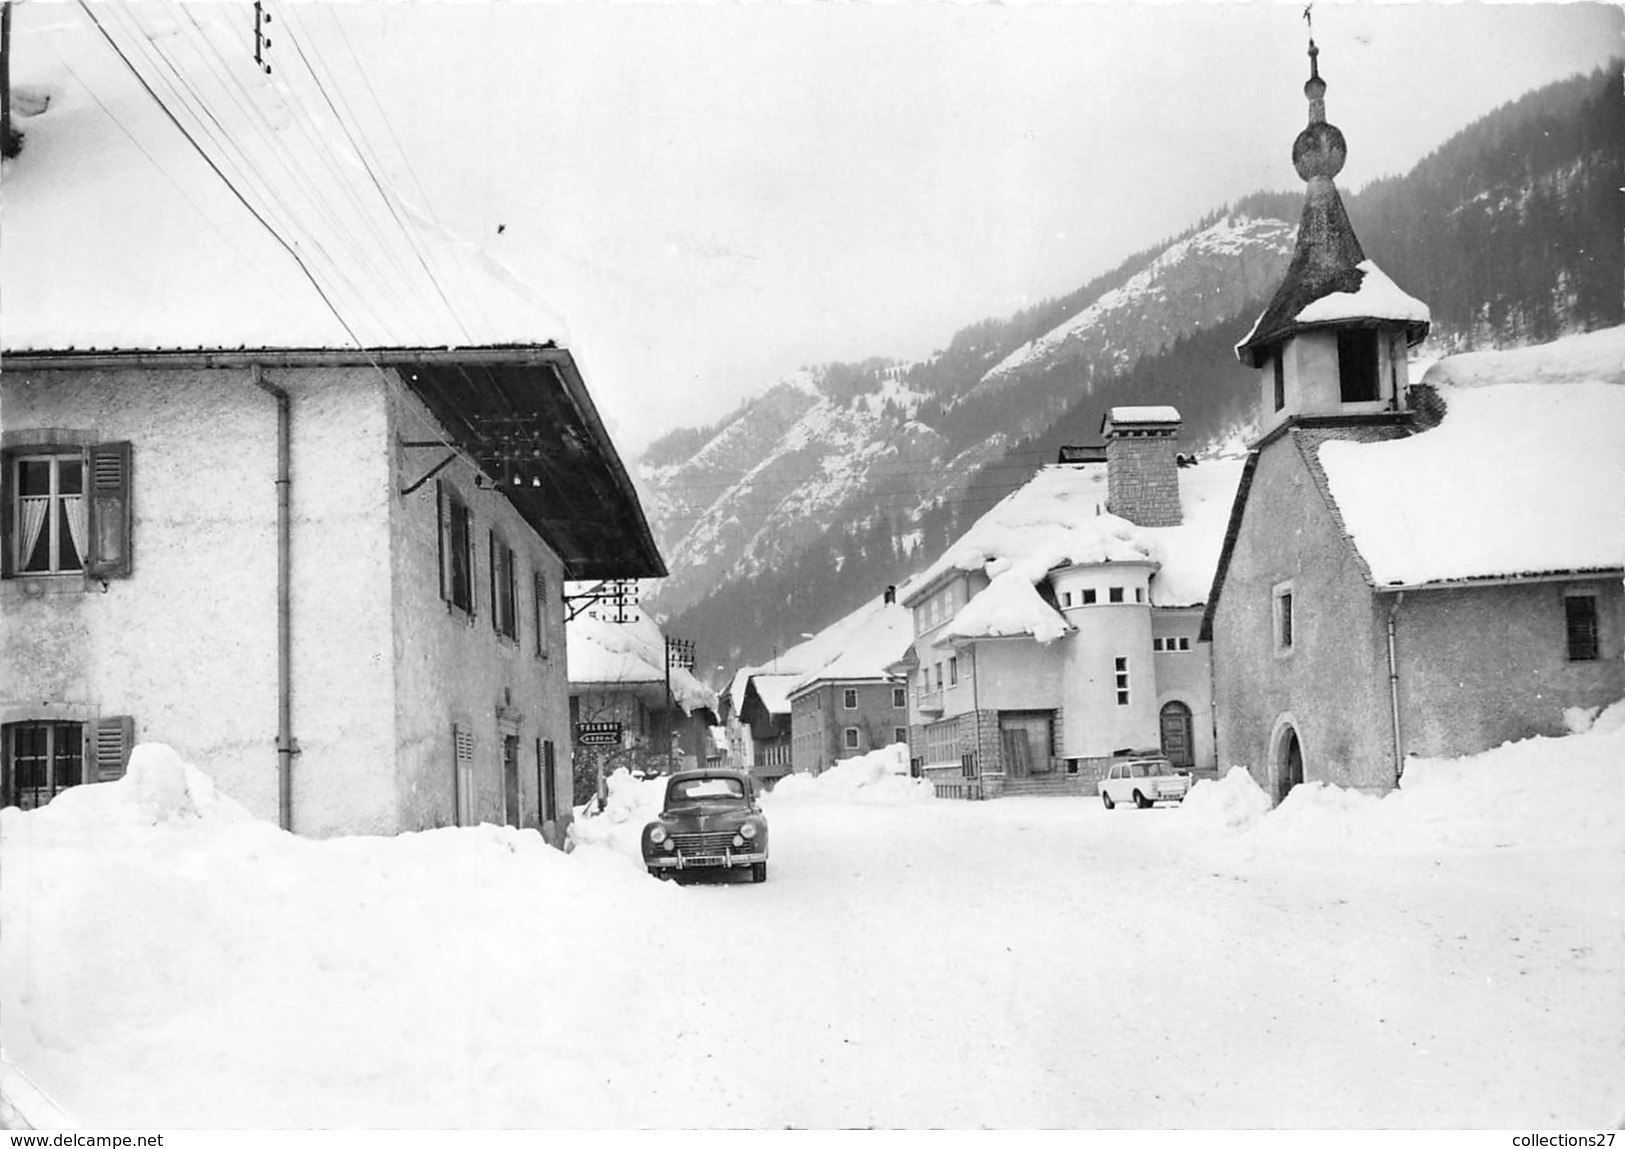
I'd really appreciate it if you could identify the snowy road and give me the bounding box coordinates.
[4,742,1622,1129]
[616,795,1622,1128]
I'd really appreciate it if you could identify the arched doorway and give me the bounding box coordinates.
[1159,701,1194,769]
[1275,725,1304,803]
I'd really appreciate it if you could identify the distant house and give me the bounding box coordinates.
[566,603,719,787]
[0,21,665,839]
[897,411,1244,798]
[786,587,915,776]
[1201,45,1625,801]
[728,673,800,785]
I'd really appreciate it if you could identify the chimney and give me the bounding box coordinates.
[883,585,896,605]
[1101,407,1183,527]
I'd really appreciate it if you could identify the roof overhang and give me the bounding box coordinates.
[1374,568,1625,593]
[3,345,667,581]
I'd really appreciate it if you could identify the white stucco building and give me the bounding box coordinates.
[0,9,664,838]
[896,410,1244,798]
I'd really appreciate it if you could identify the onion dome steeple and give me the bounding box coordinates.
[1236,37,1427,368]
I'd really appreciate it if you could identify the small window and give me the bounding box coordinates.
[1565,594,1599,662]
[892,687,906,709]
[1081,589,1097,605]
[1272,347,1286,411]
[1115,657,1129,706]
[439,483,475,615]
[1274,584,1295,653]
[490,532,517,640]
[1135,587,1145,603]
[843,688,858,710]
[935,663,944,689]
[844,727,860,750]
[1337,329,1380,403]
[1109,587,1124,604]
[894,727,908,745]
[3,721,83,809]
[949,657,959,686]
[1179,637,1191,651]
[1062,591,1073,607]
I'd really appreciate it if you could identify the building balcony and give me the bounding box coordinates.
[916,688,944,715]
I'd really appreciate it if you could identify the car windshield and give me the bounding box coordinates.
[667,777,747,805]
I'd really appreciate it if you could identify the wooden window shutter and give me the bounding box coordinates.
[85,442,133,578]
[88,715,135,782]
[436,480,448,603]
[489,530,498,631]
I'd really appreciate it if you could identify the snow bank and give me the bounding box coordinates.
[1180,701,1625,854]
[1177,766,1274,831]
[766,744,932,805]
[1,746,684,1127]
[567,767,667,860]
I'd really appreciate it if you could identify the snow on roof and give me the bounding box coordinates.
[748,674,802,716]
[1106,406,1182,425]
[784,593,917,697]
[1293,260,1430,329]
[1318,327,1625,587]
[3,5,563,354]
[919,459,1247,644]
[566,604,717,715]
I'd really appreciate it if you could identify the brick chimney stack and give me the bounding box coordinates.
[1102,407,1183,527]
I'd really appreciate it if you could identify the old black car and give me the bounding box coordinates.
[642,769,769,882]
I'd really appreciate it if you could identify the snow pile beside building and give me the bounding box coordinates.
[1181,701,1625,856]
[1177,766,1274,830]
[766,744,931,805]
[567,767,667,857]
[1,747,687,1128]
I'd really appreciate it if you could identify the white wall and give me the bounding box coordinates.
[1,365,398,833]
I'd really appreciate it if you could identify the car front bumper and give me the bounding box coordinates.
[646,849,768,870]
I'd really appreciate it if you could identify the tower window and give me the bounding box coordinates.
[1337,329,1380,403]
[1272,348,1286,411]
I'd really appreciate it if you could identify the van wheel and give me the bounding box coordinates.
[1101,792,1115,810]
[1133,790,1152,809]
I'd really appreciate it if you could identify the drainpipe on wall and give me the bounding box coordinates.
[251,364,295,831]
[1387,591,1404,788]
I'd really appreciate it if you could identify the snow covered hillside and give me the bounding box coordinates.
[982,214,1294,385]
[4,718,1622,1128]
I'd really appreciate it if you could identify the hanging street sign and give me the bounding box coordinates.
[575,721,623,746]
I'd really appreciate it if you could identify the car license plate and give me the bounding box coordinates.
[685,855,725,867]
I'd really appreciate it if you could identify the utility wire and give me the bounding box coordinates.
[275,0,478,341]
[76,0,367,350]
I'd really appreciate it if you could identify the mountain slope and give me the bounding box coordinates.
[642,63,1622,671]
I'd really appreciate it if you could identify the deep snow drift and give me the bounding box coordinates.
[3,720,1622,1127]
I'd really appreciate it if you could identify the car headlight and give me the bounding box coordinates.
[732,834,745,848]
[649,825,668,844]
[740,823,758,840]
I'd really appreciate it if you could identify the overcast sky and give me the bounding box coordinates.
[33,2,1625,454]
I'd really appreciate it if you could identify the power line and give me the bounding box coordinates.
[76,0,368,350]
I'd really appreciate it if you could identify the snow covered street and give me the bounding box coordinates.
[3,724,1623,1129]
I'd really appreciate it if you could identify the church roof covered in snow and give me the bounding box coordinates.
[1316,326,1625,588]
[911,458,1247,646]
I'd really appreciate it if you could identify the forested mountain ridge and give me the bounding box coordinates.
[639,63,1623,673]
